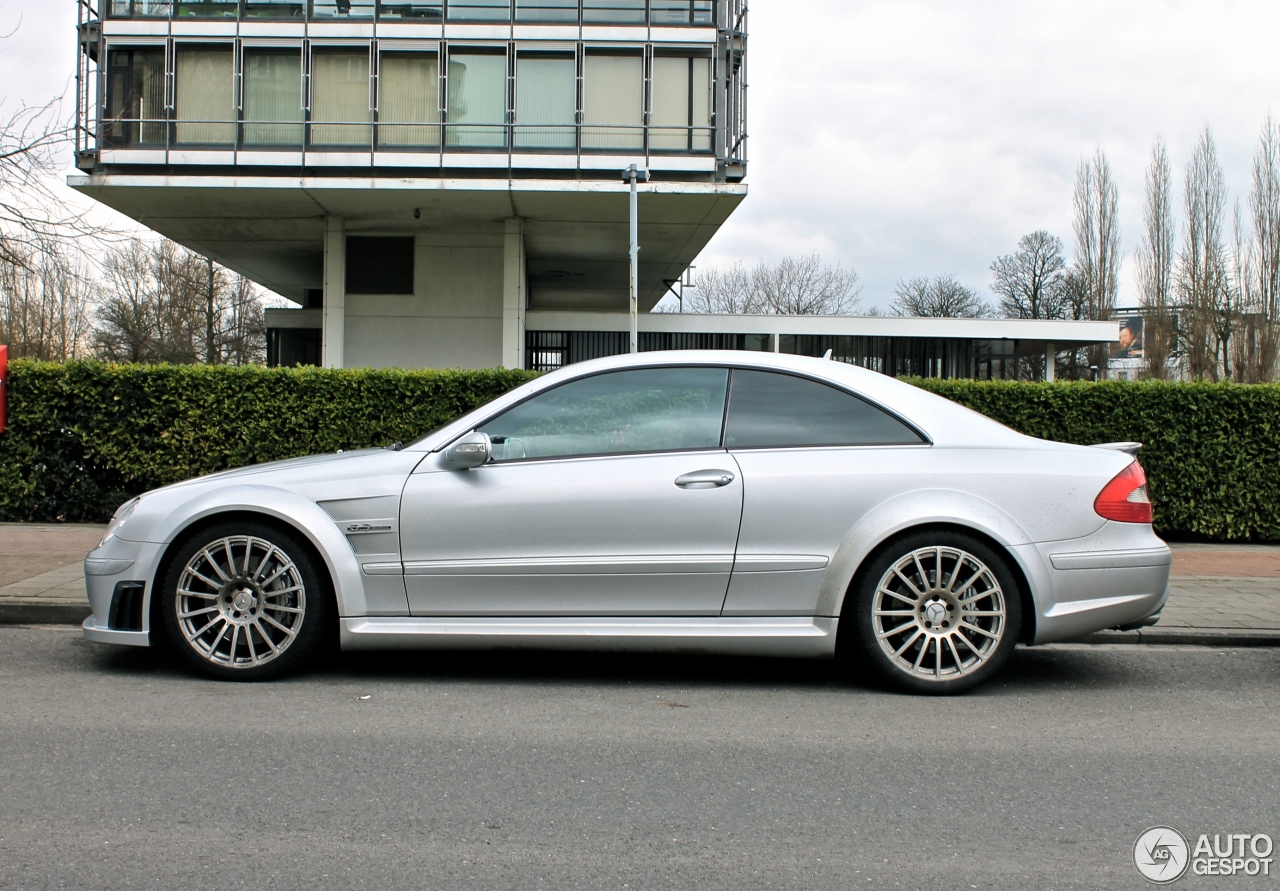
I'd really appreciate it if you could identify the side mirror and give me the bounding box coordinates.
[444,431,492,470]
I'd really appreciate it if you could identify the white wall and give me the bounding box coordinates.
[344,224,506,370]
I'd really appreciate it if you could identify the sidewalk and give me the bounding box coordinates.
[1,523,1278,644]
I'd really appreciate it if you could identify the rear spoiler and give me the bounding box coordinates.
[1092,441,1142,456]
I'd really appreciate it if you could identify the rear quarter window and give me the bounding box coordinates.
[724,369,926,449]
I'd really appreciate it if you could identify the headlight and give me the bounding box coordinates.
[100,497,141,547]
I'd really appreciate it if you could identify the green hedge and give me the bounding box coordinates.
[910,378,1280,542]
[2,362,1277,540]
[0,361,536,523]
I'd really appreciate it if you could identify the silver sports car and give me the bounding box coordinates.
[82,351,1171,693]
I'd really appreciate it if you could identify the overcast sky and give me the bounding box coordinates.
[4,1,1280,311]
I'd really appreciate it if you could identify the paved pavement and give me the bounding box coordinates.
[1,522,1278,644]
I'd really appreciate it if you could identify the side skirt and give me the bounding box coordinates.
[340,616,839,658]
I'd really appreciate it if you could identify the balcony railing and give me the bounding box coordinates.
[100,115,715,156]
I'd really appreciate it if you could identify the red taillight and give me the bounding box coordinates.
[1094,461,1153,524]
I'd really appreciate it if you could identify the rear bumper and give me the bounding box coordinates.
[1020,524,1172,644]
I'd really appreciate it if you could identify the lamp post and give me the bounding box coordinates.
[625,164,649,354]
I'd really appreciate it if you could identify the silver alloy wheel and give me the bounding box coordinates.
[870,545,1007,682]
[174,535,307,670]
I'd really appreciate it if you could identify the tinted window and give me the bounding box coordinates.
[479,367,729,462]
[724,370,924,449]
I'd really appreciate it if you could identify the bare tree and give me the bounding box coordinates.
[670,253,861,315]
[0,234,95,360]
[1245,114,1280,382]
[991,230,1069,319]
[1071,147,1122,371]
[1134,138,1178,379]
[94,237,267,364]
[1177,127,1233,380]
[892,274,991,317]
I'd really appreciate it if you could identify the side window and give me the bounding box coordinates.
[479,367,729,462]
[724,370,925,449]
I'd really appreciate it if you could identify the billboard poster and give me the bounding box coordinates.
[1113,313,1144,360]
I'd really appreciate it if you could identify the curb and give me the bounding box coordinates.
[0,603,91,626]
[1076,628,1280,647]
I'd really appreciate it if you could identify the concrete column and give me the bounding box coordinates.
[502,217,526,370]
[1045,342,1056,382]
[322,216,346,369]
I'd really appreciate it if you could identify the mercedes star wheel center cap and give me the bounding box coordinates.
[924,601,948,627]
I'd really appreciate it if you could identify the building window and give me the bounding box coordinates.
[514,52,576,150]
[105,47,166,147]
[514,0,577,23]
[346,236,415,294]
[243,50,304,146]
[244,0,309,17]
[174,0,237,16]
[650,54,711,151]
[445,51,508,149]
[378,53,441,149]
[446,0,511,22]
[650,0,713,26]
[110,0,174,16]
[582,51,642,150]
[378,1,443,20]
[582,0,644,24]
[310,0,376,18]
[311,49,372,147]
[174,46,236,146]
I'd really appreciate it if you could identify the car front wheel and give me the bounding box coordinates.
[845,531,1022,694]
[160,521,330,681]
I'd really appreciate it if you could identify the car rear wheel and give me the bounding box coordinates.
[845,531,1022,695]
[160,521,330,681]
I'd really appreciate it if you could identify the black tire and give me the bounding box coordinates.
[841,530,1022,695]
[160,520,332,681]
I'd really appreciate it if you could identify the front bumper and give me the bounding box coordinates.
[81,536,166,648]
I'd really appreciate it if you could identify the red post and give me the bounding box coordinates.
[0,345,7,434]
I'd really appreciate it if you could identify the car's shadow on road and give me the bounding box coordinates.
[82,635,1211,697]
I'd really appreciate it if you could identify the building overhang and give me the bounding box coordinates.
[66,173,747,310]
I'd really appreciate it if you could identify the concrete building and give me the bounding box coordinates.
[72,0,748,370]
[72,0,1114,380]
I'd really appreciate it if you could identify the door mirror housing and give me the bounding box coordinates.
[444,431,492,470]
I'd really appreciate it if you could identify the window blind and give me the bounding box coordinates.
[582,53,642,150]
[379,53,441,148]
[175,47,235,145]
[515,55,575,150]
[312,50,372,146]
[650,55,711,151]
[243,51,303,145]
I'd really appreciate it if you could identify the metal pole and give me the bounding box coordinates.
[628,164,639,354]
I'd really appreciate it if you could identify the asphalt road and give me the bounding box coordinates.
[1,628,1277,891]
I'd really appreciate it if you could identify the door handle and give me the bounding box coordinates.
[675,470,736,489]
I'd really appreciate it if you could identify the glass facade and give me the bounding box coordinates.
[96,41,718,155]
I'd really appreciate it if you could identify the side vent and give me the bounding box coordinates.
[108,581,146,632]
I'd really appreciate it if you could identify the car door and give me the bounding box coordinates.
[720,368,930,616]
[399,366,743,616]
